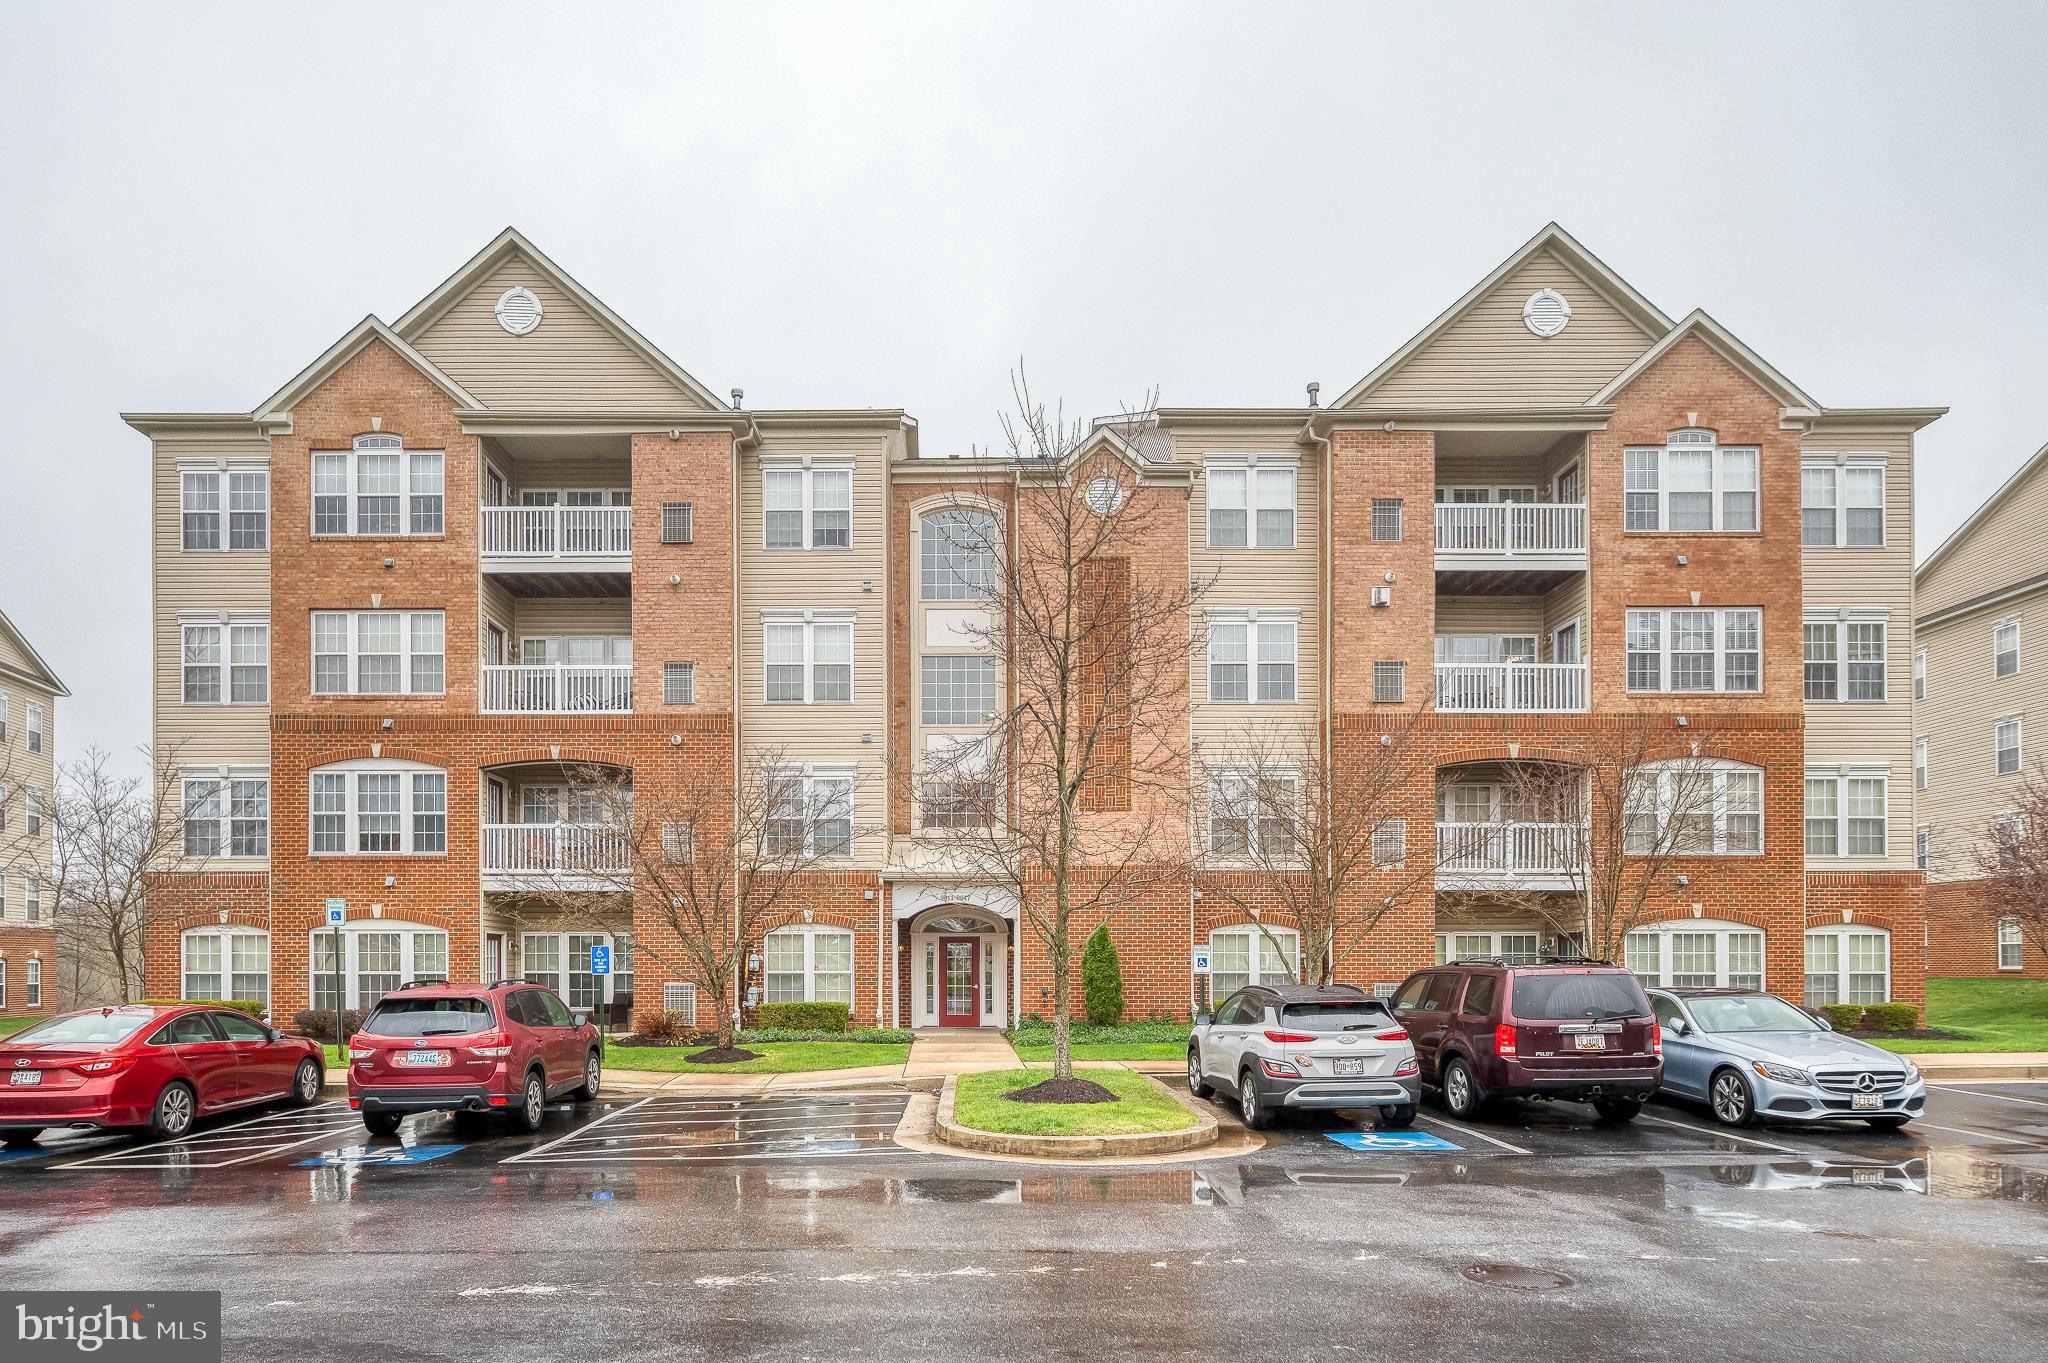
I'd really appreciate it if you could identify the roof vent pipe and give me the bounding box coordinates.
[731,388,744,409]
[1306,381,1320,408]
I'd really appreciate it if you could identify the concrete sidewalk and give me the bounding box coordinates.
[1911,1052,2048,1081]
[595,1042,1187,1096]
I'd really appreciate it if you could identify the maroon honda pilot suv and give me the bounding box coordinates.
[346,981,601,1136]
[1390,957,1662,1122]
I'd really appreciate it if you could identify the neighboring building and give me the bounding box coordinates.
[0,608,68,1016]
[126,223,1938,1028]
[1916,441,2048,977]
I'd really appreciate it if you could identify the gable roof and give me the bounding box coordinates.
[253,315,485,421]
[0,608,70,696]
[1585,308,1820,413]
[1917,438,2048,587]
[391,227,730,412]
[1335,223,1675,408]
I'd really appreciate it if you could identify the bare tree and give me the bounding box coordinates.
[520,753,874,1052]
[1197,709,1446,987]
[916,369,1204,1083]
[1973,766,2048,965]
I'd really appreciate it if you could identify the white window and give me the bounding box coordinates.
[920,654,997,725]
[764,766,854,858]
[181,617,269,705]
[1207,769,1298,859]
[0,690,8,744]
[1916,824,1930,870]
[1625,921,1765,990]
[1625,608,1762,693]
[1914,647,1927,701]
[1623,431,1759,532]
[1435,932,1541,965]
[180,462,268,551]
[24,960,37,1010]
[1805,768,1888,858]
[309,762,448,855]
[662,661,696,705]
[762,462,852,550]
[921,508,998,599]
[26,701,43,754]
[1804,927,1891,1006]
[764,614,854,704]
[1207,613,1297,703]
[1801,460,1886,547]
[1205,459,1296,549]
[310,923,448,1010]
[311,610,445,695]
[1802,616,1886,702]
[312,435,445,536]
[25,875,39,922]
[24,786,40,837]
[1915,737,1929,791]
[763,925,855,1006]
[1993,812,2025,867]
[1996,716,2023,775]
[181,771,269,858]
[1209,925,1299,998]
[1624,761,1764,855]
[1999,917,2025,971]
[1995,616,2021,678]
[520,932,622,1011]
[181,927,271,1008]
[0,960,5,1007]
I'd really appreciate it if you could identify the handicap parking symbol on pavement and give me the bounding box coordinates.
[294,1143,466,1168]
[1325,1130,1463,1153]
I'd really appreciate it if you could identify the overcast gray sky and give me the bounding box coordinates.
[3,2,2044,766]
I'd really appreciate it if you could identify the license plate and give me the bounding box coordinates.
[1333,1058,1365,1077]
[395,1050,448,1068]
[1850,1091,1882,1110]
[1573,1034,1607,1051]
[8,1071,42,1086]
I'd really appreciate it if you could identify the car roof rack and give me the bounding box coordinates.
[1444,955,1619,968]
[391,979,452,991]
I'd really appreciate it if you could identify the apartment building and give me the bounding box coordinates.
[127,224,1936,1029]
[1916,442,2048,977]
[0,608,67,1017]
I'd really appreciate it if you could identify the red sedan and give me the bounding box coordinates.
[0,1004,325,1146]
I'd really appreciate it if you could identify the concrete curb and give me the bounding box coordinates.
[932,1072,1218,1160]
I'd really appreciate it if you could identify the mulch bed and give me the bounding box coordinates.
[686,1047,762,1065]
[1002,1077,1119,1105]
[1848,1028,1970,1042]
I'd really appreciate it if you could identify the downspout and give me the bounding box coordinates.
[1298,413,1335,980]
[732,415,760,1037]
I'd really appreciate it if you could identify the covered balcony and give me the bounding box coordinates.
[1434,622,1587,714]
[1431,430,1589,576]
[1434,660,1587,713]
[479,433,634,587]
[481,762,632,891]
[1434,762,1584,891]
[480,663,633,714]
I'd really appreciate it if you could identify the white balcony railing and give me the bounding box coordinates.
[481,823,631,876]
[480,505,632,558]
[480,664,633,714]
[1434,662,1587,713]
[1435,503,1586,556]
[1436,821,1582,877]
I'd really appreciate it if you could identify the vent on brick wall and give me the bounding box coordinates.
[663,981,697,1024]
[662,501,694,544]
[494,286,543,336]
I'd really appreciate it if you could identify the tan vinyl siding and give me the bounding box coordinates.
[739,431,890,863]
[1541,575,1590,662]
[1435,595,1545,639]
[1801,427,1916,870]
[1355,252,1657,409]
[1919,452,2048,619]
[511,599,632,640]
[411,258,705,413]
[0,630,42,679]
[483,440,631,496]
[1,676,59,882]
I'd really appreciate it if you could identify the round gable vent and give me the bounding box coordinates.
[1084,475,1126,515]
[494,286,543,336]
[1522,288,1571,338]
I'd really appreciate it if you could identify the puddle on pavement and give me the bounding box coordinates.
[1662,1152,2048,1202]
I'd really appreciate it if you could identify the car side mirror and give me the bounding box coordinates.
[1670,1020,1691,1037]
[1814,1015,1834,1032]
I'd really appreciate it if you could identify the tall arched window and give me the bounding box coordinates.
[1208,925,1298,998]
[920,509,997,599]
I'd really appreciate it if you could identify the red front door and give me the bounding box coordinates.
[938,937,980,1026]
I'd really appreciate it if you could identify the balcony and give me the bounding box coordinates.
[1435,821,1582,890]
[481,822,631,889]
[1434,662,1587,713]
[1434,503,1587,573]
[480,505,632,579]
[481,664,633,714]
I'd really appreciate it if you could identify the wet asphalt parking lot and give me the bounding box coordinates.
[3,1080,2045,1362]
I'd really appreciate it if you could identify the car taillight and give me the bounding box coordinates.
[470,1046,512,1057]
[347,1047,376,1061]
[1374,1029,1408,1041]
[1494,1023,1518,1057]
[1651,1027,1662,1054]
[1263,1031,1316,1044]
[1394,1057,1419,1077]
[70,1057,136,1076]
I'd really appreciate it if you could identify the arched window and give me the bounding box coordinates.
[763,926,854,1006]
[1624,920,1764,990]
[308,921,449,1010]
[1209,925,1298,998]
[1625,760,1763,855]
[182,925,271,1008]
[920,509,997,600]
[1803,926,1890,1006]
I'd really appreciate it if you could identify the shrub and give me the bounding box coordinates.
[1859,1002,1920,1033]
[756,1001,850,1032]
[287,1008,365,1043]
[1082,924,1125,1025]
[139,998,266,1019]
[633,1010,689,1044]
[1818,1004,1865,1033]
[740,1027,914,1044]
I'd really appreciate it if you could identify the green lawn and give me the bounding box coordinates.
[600,1041,910,1074]
[1006,1019,1190,1063]
[951,1068,1198,1136]
[1,1016,43,1039]
[1868,978,2048,1054]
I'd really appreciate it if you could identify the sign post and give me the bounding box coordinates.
[588,944,611,1044]
[324,899,347,1056]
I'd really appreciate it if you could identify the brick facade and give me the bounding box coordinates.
[1928,878,2044,978]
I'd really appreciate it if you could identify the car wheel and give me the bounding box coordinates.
[1377,1104,1417,1129]
[291,1059,323,1107]
[363,1111,402,1138]
[1187,1047,1214,1099]
[1237,1069,1274,1130]
[149,1082,196,1140]
[1865,1116,1911,1132]
[1593,1098,1643,1123]
[3,1129,43,1148]
[1709,1068,1756,1127]
[573,1050,602,1103]
[512,1071,547,1134]
[1440,1057,1483,1120]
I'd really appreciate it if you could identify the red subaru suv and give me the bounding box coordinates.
[1390,957,1662,1122]
[346,981,601,1136]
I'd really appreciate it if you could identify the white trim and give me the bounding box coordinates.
[1205,609,1300,704]
[762,610,856,705]
[1994,714,2023,776]
[1998,917,2025,972]
[763,763,855,859]
[177,460,269,553]
[1914,646,1928,701]
[762,924,856,1007]
[179,613,270,707]
[1803,765,1891,859]
[180,925,271,1010]
[760,459,855,551]
[1800,612,1889,704]
[1435,929,1542,965]
[1800,454,1888,548]
[308,759,449,857]
[311,436,446,538]
[1207,923,1301,996]
[1624,606,1763,694]
[310,610,445,696]
[1994,615,2022,679]
[1203,455,1298,550]
[1625,759,1765,856]
[1803,925,1892,1007]
[1622,430,1761,533]
[1206,766,1300,860]
[180,766,270,860]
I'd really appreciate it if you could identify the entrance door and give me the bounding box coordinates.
[938,937,980,1026]
[484,933,505,985]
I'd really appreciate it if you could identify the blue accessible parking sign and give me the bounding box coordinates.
[589,945,611,976]
[1324,1130,1463,1153]
[294,1144,466,1168]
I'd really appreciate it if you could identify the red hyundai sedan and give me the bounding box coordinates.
[0,1005,325,1146]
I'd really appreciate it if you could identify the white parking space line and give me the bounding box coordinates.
[1414,1114,1532,1155]
[518,1145,902,1166]
[503,1093,909,1165]
[1936,1087,2048,1110]
[53,1102,355,1169]
[498,1096,655,1163]
[1911,1121,2041,1148]
[598,1114,906,1135]
[1637,1114,1799,1152]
